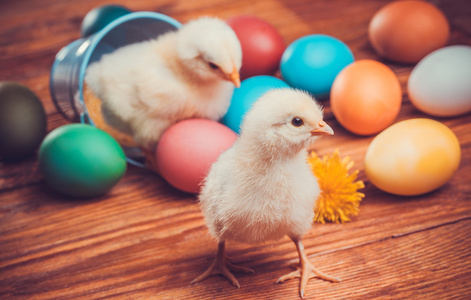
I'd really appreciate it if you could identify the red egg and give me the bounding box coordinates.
[227,15,285,79]
[156,119,237,194]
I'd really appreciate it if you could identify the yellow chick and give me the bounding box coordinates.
[85,17,242,158]
[192,88,339,298]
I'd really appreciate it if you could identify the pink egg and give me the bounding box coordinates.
[156,119,237,194]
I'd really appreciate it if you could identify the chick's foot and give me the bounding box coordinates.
[192,242,254,288]
[276,238,340,299]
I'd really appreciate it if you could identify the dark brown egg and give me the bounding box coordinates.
[368,0,450,64]
[0,82,47,161]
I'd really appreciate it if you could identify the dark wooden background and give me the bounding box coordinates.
[1,0,470,299]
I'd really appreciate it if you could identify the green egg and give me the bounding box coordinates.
[0,82,47,161]
[38,124,127,198]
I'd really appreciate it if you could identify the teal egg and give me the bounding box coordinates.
[81,5,132,37]
[0,82,47,161]
[222,75,290,134]
[38,124,127,198]
[280,34,354,99]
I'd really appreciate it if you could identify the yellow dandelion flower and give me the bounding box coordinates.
[308,149,365,224]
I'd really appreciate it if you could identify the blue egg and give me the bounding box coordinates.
[280,34,354,99]
[222,75,290,133]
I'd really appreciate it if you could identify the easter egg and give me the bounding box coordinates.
[222,75,289,133]
[365,119,461,196]
[330,60,401,136]
[408,45,471,117]
[280,34,354,99]
[156,119,237,194]
[227,15,285,80]
[368,0,449,64]
[0,82,47,161]
[81,4,132,37]
[38,124,127,198]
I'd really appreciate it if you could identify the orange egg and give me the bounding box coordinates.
[368,0,449,64]
[330,60,402,136]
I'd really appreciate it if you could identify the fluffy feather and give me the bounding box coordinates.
[199,88,325,243]
[85,17,242,152]
[194,88,339,298]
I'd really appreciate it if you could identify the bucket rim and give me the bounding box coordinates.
[50,38,86,122]
[78,11,182,105]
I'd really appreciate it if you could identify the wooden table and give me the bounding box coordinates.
[1,0,470,299]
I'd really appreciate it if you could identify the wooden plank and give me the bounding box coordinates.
[1,196,469,298]
[1,166,470,298]
[164,220,471,300]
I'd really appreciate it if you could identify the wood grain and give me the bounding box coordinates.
[1,0,470,299]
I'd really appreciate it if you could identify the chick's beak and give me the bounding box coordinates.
[226,66,240,88]
[311,121,334,136]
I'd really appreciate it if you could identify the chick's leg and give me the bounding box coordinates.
[276,237,340,299]
[192,241,254,288]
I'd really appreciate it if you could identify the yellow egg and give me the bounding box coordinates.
[364,119,460,196]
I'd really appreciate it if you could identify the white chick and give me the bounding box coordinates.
[85,17,242,158]
[192,88,339,298]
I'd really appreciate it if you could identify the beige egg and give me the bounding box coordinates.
[364,119,460,196]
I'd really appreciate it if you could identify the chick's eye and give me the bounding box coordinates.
[291,117,304,127]
[208,62,220,70]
